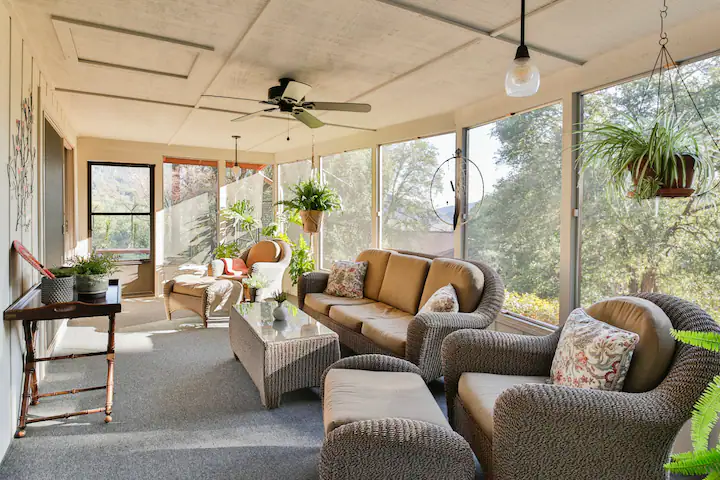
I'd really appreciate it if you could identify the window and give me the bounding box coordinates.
[467,104,563,324]
[89,163,153,262]
[222,163,273,249]
[278,159,312,243]
[380,133,456,256]
[580,55,720,320]
[162,158,218,266]
[320,149,372,267]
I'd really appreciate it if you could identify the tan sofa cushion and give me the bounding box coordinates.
[458,373,549,436]
[377,253,431,314]
[356,249,392,301]
[329,302,410,333]
[420,258,485,313]
[586,296,675,392]
[305,293,374,316]
[246,240,280,268]
[361,317,412,356]
[171,275,215,297]
[323,369,450,434]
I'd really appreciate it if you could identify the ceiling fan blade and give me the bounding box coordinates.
[231,107,278,122]
[282,81,312,103]
[302,101,371,113]
[292,109,325,129]
[202,94,266,103]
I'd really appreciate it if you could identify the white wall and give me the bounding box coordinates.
[0,0,77,463]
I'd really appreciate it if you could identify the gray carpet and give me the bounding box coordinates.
[0,298,451,480]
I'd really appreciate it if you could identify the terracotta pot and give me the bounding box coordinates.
[629,154,696,198]
[299,210,324,233]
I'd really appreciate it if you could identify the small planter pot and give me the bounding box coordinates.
[75,274,110,296]
[273,303,288,321]
[630,154,697,198]
[41,276,75,304]
[244,285,257,302]
[299,210,324,233]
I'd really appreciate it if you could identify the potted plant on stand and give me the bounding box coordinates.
[276,177,342,233]
[72,252,119,296]
[242,273,269,302]
[577,111,714,200]
[41,267,76,304]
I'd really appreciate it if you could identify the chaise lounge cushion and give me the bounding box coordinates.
[246,240,281,269]
[586,296,675,392]
[420,258,485,313]
[356,249,392,300]
[329,302,412,333]
[171,275,216,297]
[377,253,431,314]
[305,293,374,316]
[361,317,413,356]
[458,372,549,436]
[323,369,450,434]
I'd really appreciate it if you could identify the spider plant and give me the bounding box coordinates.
[576,110,713,200]
[664,329,720,477]
[275,177,342,213]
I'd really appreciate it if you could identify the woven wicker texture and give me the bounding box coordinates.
[299,250,504,382]
[442,293,720,479]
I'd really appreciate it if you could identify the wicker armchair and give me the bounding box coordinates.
[299,249,505,382]
[442,293,720,479]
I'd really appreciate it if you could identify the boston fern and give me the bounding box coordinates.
[276,177,342,212]
[664,329,720,478]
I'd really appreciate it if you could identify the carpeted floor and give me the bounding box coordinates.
[0,297,452,480]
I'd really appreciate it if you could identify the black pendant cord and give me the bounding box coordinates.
[520,0,525,46]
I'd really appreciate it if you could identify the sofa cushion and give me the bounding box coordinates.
[246,240,280,269]
[458,373,549,436]
[305,293,374,316]
[328,302,411,333]
[586,296,675,392]
[361,317,413,356]
[323,369,450,434]
[171,275,215,297]
[420,284,459,314]
[420,258,485,313]
[356,249,392,300]
[377,253,431,314]
[324,261,368,298]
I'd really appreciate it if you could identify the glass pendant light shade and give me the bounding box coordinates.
[505,45,540,97]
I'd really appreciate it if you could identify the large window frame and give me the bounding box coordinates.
[88,161,155,265]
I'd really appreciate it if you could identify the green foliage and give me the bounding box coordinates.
[504,291,560,325]
[665,447,720,475]
[691,376,720,451]
[71,251,119,276]
[242,273,269,289]
[577,110,713,200]
[671,330,720,352]
[276,177,342,213]
[48,267,75,278]
[288,236,315,286]
[213,241,242,259]
[222,199,260,234]
[270,291,287,303]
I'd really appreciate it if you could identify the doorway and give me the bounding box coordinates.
[43,119,65,267]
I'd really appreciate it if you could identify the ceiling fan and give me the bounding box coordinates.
[216,78,371,129]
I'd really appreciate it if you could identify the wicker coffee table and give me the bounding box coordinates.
[229,302,340,408]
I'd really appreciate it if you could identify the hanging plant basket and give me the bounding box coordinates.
[299,210,324,233]
[628,154,697,199]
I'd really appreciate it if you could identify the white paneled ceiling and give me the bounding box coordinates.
[11,0,720,153]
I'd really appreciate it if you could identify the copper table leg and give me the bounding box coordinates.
[15,321,36,438]
[104,313,115,423]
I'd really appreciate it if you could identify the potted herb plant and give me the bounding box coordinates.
[577,111,713,200]
[270,291,289,321]
[41,267,75,304]
[276,177,342,233]
[242,273,269,302]
[72,252,119,296]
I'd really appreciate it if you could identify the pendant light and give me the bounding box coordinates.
[231,135,241,180]
[505,0,540,97]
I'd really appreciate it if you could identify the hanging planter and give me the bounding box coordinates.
[299,210,324,233]
[631,154,696,198]
[275,177,341,233]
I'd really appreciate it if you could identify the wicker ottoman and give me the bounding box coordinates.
[319,355,475,480]
[163,275,240,327]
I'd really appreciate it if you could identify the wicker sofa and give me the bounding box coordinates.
[442,293,720,479]
[298,248,504,381]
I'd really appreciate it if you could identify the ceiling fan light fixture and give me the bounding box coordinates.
[505,0,540,97]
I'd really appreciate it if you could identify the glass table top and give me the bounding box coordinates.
[233,302,336,343]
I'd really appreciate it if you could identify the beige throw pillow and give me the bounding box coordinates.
[419,284,459,314]
[324,261,368,299]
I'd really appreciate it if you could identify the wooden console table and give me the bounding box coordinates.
[3,279,121,438]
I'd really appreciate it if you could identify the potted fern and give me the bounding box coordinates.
[577,111,713,200]
[276,177,342,233]
[665,329,720,477]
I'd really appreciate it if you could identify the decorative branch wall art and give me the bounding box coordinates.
[8,93,36,232]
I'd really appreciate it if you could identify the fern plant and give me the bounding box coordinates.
[276,177,342,212]
[665,329,720,478]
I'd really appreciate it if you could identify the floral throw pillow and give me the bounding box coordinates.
[324,261,368,299]
[550,308,639,391]
[419,284,459,314]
